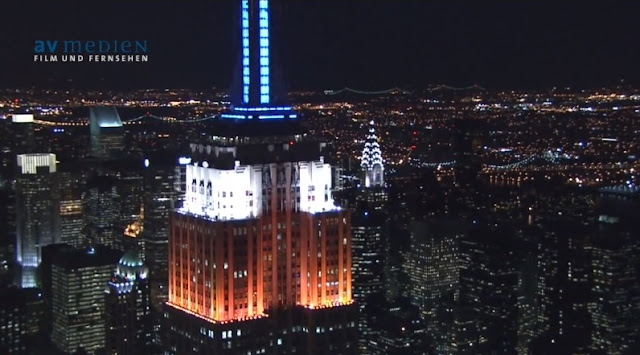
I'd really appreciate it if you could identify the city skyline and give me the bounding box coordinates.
[1,1,640,90]
[0,1,639,354]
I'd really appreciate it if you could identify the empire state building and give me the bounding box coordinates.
[162,1,357,354]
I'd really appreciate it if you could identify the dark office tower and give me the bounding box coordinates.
[163,1,356,354]
[452,116,484,215]
[142,155,180,314]
[39,244,74,340]
[516,241,538,355]
[351,210,385,353]
[589,187,640,354]
[0,287,45,354]
[116,168,144,225]
[351,210,385,292]
[534,217,592,353]
[455,225,519,354]
[58,167,85,248]
[404,220,465,353]
[89,106,124,160]
[11,114,36,154]
[50,246,122,354]
[104,250,152,355]
[364,298,430,355]
[0,123,14,287]
[0,178,14,288]
[0,218,10,288]
[83,175,120,248]
[453,117,482,185]
[15,153,60,288]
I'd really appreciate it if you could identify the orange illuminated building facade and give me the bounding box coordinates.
[167,138,353,319]
[163,134,358,354]
[169,208,352,322]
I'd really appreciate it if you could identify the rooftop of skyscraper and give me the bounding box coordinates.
[89,106,123,129]
[49,245,122,270]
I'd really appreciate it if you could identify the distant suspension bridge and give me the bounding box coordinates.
[123,114,217,123]
[324,85,486,96]
[34,114,218,126]
[410,151,567,171]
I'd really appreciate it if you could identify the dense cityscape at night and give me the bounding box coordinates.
[0,1,639,354]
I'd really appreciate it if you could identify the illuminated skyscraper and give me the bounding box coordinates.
[58,167,85,248]
[89,106,124,159]
[15,153,60,288]
[50,246,122,354]
[352,210,385,304]
[163,1,356,353]
[11,114,36,154]
[59,194,83,247]
[353,121,387,300]
[404,220,464,353]
[352,121,388,352]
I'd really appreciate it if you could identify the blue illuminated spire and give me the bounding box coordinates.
[224,0,297,120]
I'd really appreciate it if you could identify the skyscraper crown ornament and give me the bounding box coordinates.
[361,120,385,188]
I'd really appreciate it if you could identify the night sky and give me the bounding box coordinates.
[1,1,639,90]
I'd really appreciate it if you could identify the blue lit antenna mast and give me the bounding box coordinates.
[222,0,297,120]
